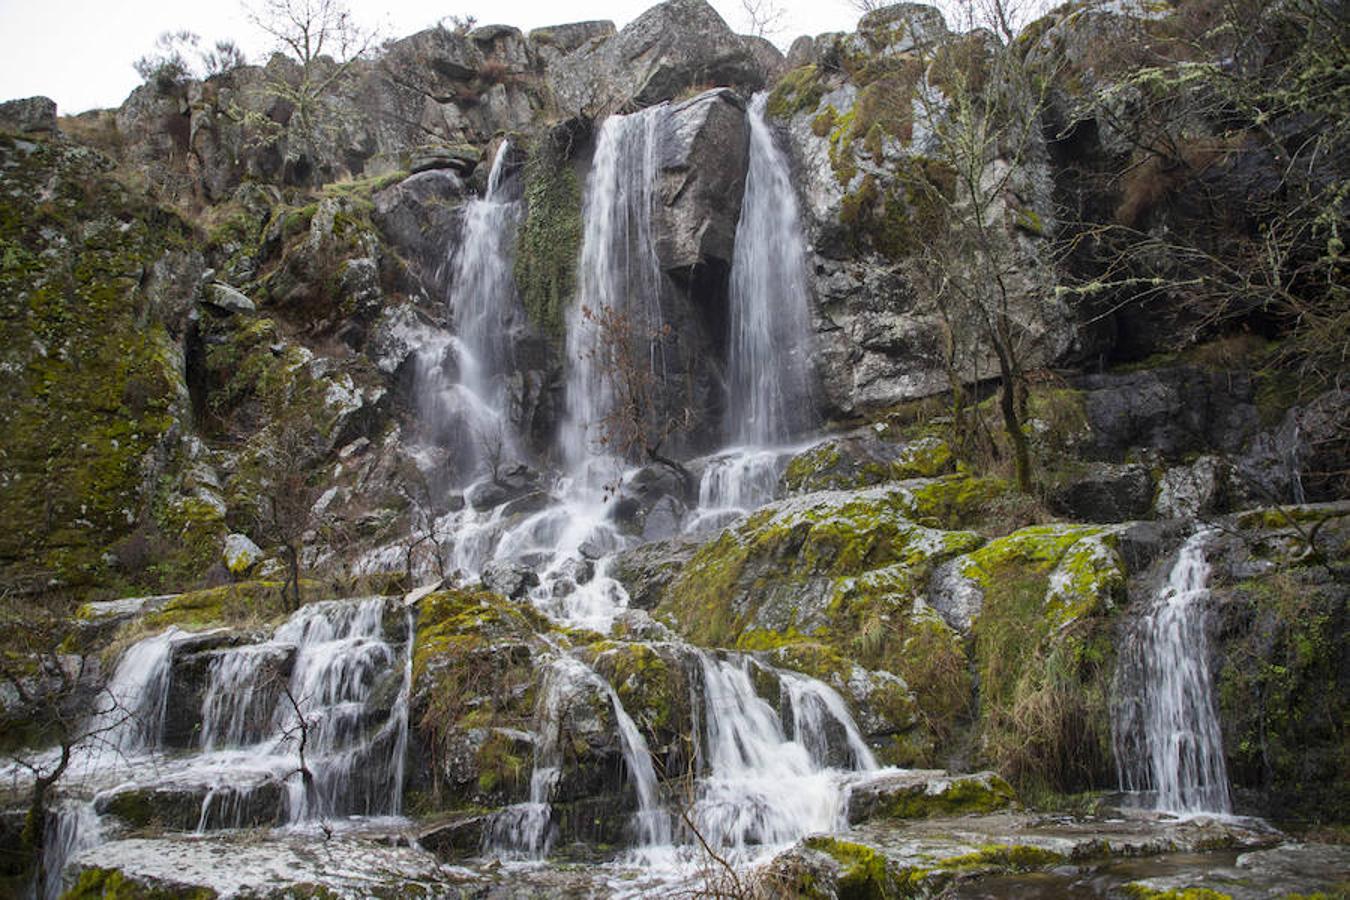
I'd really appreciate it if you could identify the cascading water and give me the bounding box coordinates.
[691,654,876,852]
[86,627,178,762]
[413,142,523,480]
[34,94,886,890]
[37,801,100,900]
[1112,529,1232,814]
[725,92,816,447]
[447,141,521,408]
[563,105,668,474]
[486,653,669,858]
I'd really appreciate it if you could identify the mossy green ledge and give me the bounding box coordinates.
[949,524,1128,792]
[651,484,987,763]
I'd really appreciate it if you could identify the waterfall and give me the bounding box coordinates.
[448,141,521,408]
[691,653,876,852]
[189,597,411,824]
[563,105,668,473]
[486,653,669,858]
[413,142,522,481]
[725,92,816,447]
[37,800,100,900]
[1112,530,1232,814]
[86,628,179,762]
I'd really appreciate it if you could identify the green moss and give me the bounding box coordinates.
[412,587,554,807]
[589,641,686,741]
[904,474,1009,530]
[1014,208,1045,236]
[781,442,845,492]
[811,106,838,138]
[802,837,898,900]
[1122,887,1233,900]
[766,65,826,119]
[872,774,1018,820]
[1235,506,1347,532]
[137,581,293,632]
[966,526,1124,793]
[62,867,217,899]
[474,730,528,796]
[1216,567,1347,824]
[414,587,551,680]
[837,156,955,259]
[0,139,190,589]
[937,843,1066,871]
[514,132,581,338]
[782,436,956,495]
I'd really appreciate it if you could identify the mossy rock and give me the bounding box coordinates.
[63,866,218,899]
[136,581,295,633]
[654,486,985,762]
[766,65,827,119]
[655,486,983,650]
[961,525,1126,793]
[410,587,555,809]
[587,640,691,752]
[802,837,898,899]
[1214,562,1348,824]
[0,136,193,589]
[1122,888,1234,900]
[780,433,955,495]
[845,770,1017,823]
[514,128,582,339]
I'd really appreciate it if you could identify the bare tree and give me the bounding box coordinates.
[1055,0,1349,394]
[580,304,695,490]
[133,30,203,90]
[740,0,789,40]
[896,0,1060,492]
[239,0,378,159]
[134,30,247,89]
[401,472,448,586]
[0,597,131,894]
[475,420,508,486]
[250,417,325,611]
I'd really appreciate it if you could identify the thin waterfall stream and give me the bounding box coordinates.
[1113,529,1233,814]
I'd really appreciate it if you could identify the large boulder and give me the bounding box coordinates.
[1205,504,1350,822]
[528,20,617,64]
[1073,366,1261,462]
[655,88,750,272]
[0,95,57,134]
[547,0,764,115]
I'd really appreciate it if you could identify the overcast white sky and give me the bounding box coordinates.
[0,0,874,115]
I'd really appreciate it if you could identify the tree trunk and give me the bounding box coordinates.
[284,544,302,611]
[993,342,1032,493]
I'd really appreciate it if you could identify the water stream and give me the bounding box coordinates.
[725,92,816,447]
[1112,529,1232,814]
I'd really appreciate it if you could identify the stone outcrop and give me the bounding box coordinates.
[547,0,765,114]
[0,96,57,134]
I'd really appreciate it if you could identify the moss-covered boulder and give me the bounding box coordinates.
[955,525,1128,793]
[844,769,1017,824]
[408,587,552,811]
[585,639,698,779]
[780,431,954,495]
[1210,505,1349,824]
[651,485,987,762]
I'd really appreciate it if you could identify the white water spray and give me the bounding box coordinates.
[725,92,816,446]
[1113,530,1232,814]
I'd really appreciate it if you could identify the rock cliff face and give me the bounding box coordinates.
[1,0,1347,895]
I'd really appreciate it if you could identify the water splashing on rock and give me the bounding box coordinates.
[1113,529,1232,814]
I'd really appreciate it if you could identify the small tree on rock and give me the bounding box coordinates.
[581,304,695,492]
